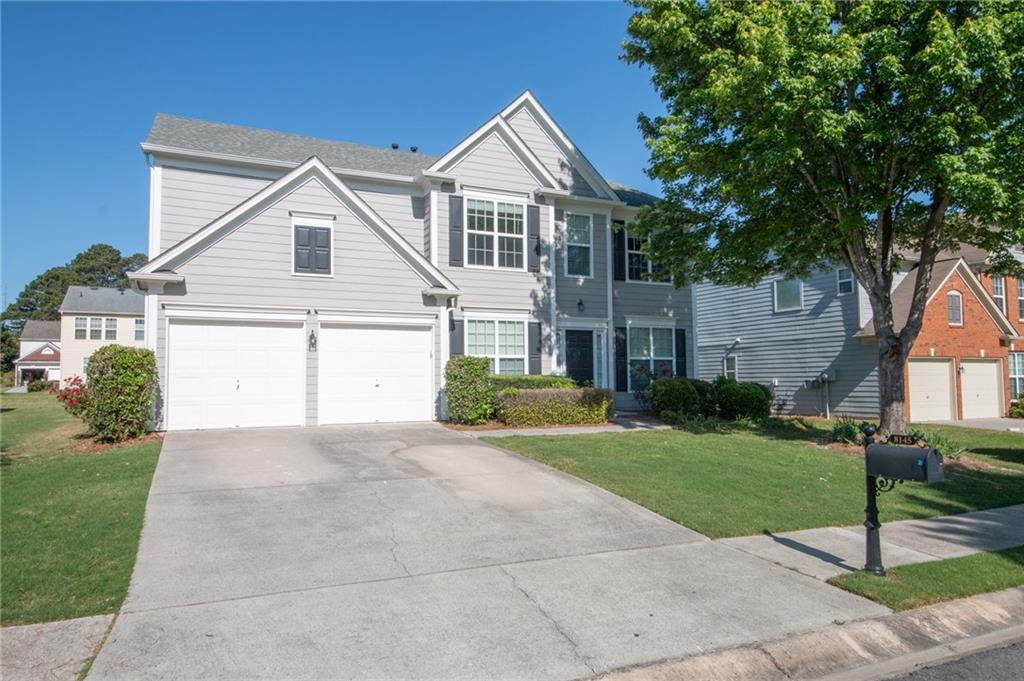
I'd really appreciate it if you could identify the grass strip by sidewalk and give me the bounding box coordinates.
[1,392,161,625]
[828,546,1024,611]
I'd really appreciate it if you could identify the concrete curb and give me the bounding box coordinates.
[594,587,1024,681]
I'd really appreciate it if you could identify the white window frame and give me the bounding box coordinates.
[464,317,528,375]
[74,317,87,340]
[88,317,103,340]
[81,357,90,375]
[134,318,145,342]
[463,193,527,271]
[1017,279,1024,321]
[564,212,593,278]
[104,318,117,341]
[625,321,676,391]
[773,279,804,312]
[1010,352,1024,402]
[722,355,738,381]
[947,290,963,326]
[625,230,670,284]
[992,275,1005,313]
[290,215,335,278]
[836,267,854,296]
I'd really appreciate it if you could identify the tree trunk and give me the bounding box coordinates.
[877,344,908,434]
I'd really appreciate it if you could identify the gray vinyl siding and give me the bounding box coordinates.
[352,184,426,256]
[695,268,880,417]
[613,283,695,376]
[506,107,599,198]
[161,166,271,250]
[556,211,608,319]
[449,133,541,195]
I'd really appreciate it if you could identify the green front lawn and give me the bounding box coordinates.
[829,546,1024,611]
[484,420,1024,538]
[1,392,161,625]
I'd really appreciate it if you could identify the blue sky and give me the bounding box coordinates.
[1,1,664,306]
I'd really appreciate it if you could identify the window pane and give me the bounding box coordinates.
[652,359,674,381]
[467,233,493,266]
[838,268,854,294]
[75,317,87,340]
[652,328,673,357]
[566,244,590,276]
[629,359,652,390]
[499,358,525,375]
[628,252,646,281]
[497,321,524,355]
[1011,353,1024,399]
[135,319,145,341]
[467,320,494,355]
[566,214,591,245]
[992,275,1004,297]
[629,327,651,358]
[775,279,802,311]
[627,234,643,252]
[467,199,494,232]
[496,203,523,235]
[89,318,102,340]
[498,236,523,269]
[105,318,117,340]
[948,292,962,324]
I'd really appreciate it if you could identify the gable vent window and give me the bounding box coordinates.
[992,275,1005,313]
[947,290,963,326]
[293,220,333,276]
[465,198,525,270]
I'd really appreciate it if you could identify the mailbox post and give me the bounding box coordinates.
[861,426,945,576]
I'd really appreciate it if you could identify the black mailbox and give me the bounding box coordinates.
[865,444,944,484]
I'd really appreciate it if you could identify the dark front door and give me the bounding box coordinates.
[565,330,594,386]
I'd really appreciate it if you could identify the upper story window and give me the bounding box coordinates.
[104,318,117,341]
[465,198,525,269]
[836,267,854,295]
[293,221,333,276]
[466,319,526,375]
[992,275,1005,313]
[628,326,674,390]
[565,213,592,277]
[89,317,102,340]
[627,232,669,283]
[75,317,87,340]
[722,355,738,381]
[774,279,803,312]
[947,290,963,325]
[134,318,145,342]
[1017,279,1024,321]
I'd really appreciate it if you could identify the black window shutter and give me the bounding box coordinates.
[449,195,464,267]
[675,329,687,377]
[313,227,331,274]
[527,205,541,273]
[613,223,626,281]
[294,226,312,272]
[528,322,542,374]
[449,318,464,357]
[615,327,628,392]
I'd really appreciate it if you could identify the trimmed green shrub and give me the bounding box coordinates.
[491,374,577,390]
[83,345,158,442]
[27,379,57,393]
[495,388,613,427]
[829,415,866,445]
[1010,402,1024,418]
[649,378,700,418]
[445,356,495,424]
[716,380,771,420]
[688,379,718,417]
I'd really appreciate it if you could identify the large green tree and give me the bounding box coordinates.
[624,0,1024,431]
[2,244,146,328]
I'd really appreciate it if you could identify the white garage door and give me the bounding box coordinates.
[908,359,955,422]
[318,324,432,425]
[167,320,305,430]
[961,360,1001,419]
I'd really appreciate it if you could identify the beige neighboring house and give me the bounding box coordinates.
[59,286,146,381]
[12,320,62,386]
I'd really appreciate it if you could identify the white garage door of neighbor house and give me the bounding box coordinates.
[318,324,432,425]
[908,359,956,422]
[167,320,305,431]
[960,360,1001,419]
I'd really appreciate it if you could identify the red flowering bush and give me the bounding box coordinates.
[52,375,89,417]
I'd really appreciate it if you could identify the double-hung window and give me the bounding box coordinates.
[992,275,1006,313]
[565,213,592,277]
[1010,353,1024,401]
[466,198,525,269]
[837,267,855,295]
[88,317,103,340]
[627,326,674,390]
[74,317,87,340]
[134,318,145,341]
[774,279,803,312]
[104,318,117,341]
[466,319,526,375]
[1017,279,1024,321]
[626,232,668,282]
[947,291,963,325]
[722,356,738,381]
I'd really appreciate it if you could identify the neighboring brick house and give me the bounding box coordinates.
[58,286,146,381]
[978,259,1024,405]
[12,320,61,386]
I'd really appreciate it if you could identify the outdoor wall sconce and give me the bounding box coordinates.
[308,329,317,353]
[577,298,585,313]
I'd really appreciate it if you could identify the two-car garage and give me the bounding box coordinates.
[907,357,1004,422]
[165,317,434,431]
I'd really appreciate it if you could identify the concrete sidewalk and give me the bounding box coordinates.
[0,614,113,681]
[719,505,1024,580]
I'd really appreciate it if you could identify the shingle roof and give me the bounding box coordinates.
[20,320,61,340]
[15,343,60,364]
[897,244,990,267]
[608,182,659,208]
[854,259,962,338]
[146,114,439,177]
[60,286,144,315]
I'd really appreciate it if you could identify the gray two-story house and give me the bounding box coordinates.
[129,92,693,430]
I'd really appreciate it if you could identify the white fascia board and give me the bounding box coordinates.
[500,91,620,202]
[945,260,1020,337]
[540,191,626,209]
[428,116,560,189]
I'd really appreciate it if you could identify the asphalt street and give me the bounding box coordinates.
[888,641,1024,681]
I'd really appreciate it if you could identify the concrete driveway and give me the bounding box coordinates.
[89,424,885,680]
[929,418,1023,432]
